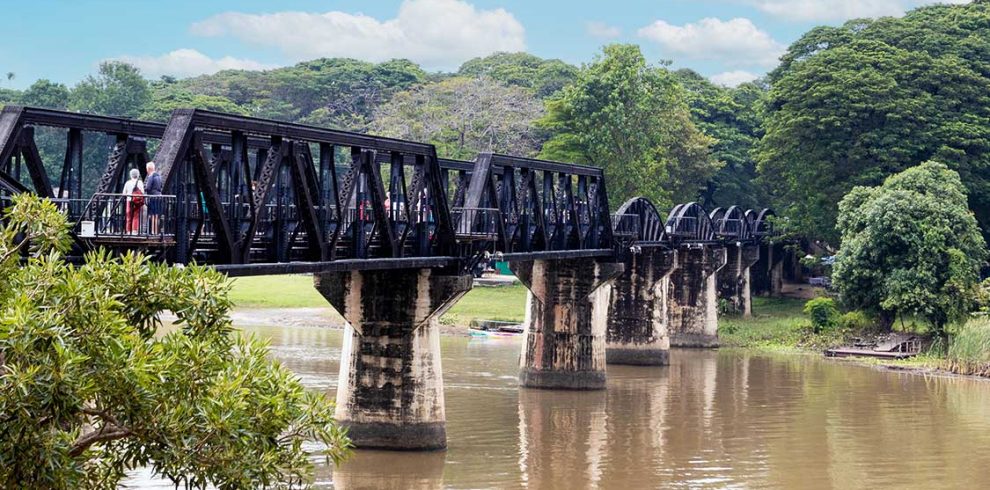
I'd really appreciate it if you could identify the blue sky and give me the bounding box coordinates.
[0,0,969,89]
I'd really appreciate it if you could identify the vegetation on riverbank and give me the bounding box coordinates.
[229,275,528,325]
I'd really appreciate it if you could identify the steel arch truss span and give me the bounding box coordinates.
[665,202,714,242]
[613,197,666,245]
[710,205,750,241]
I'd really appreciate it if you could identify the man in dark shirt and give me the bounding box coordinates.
[145,161,164,234]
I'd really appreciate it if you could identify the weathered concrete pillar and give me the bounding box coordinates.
[769,242,785,297]
[668,246,727,348]
[510,259,624,390]
[717,244,761,317]
[753,241,785,297]
[606,248,678,365]
[314,269,472,450]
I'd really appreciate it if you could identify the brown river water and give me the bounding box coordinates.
[127,325,990,489]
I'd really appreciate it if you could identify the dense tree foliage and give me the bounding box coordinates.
[759,1,990,243]
[0,194,350,488]
[457,52,578,98]
[21,79,71,110]
[674,69,767,209]
[69,62,151,118]
[539,44,718,209]
[172,58,427,130]
[371,76,544,160]
[833,162,987,335]
[141,80,248,121]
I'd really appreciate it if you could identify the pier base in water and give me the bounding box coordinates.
[511,259,623,390]
[314,269,471,450]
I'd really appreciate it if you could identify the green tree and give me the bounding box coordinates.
[141,85,248,121]
[371,76,544,160]
[458,52,578,98]
[21,79,70,109]
[674,69,767,209]
[539,44,718,209]
[0,194,350,488]
[171,57,427,131]
[832,162,987,335]
[70,61,151,117]
[759,2,990,243]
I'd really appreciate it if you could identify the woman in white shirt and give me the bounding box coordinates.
[122,168,144,234]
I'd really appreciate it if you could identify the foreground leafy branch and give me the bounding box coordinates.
[0,194,350,489]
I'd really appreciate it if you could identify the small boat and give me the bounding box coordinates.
[469,322,524,338]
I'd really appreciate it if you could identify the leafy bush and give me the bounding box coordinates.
[803,297,840,334]
[0,195,351,488]
[839,310,873,331]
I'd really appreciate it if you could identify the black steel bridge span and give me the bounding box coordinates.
[0,105,777,275]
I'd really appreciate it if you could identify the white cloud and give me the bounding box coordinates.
[710,70,759,87]
[113,49,274,78]
[637,17,785,68]
[189,0,526,70]
[743,0,971,22]
[586,21,621,39]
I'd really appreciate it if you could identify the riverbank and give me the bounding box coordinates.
[227,274,527,334]
[227,275,990,378]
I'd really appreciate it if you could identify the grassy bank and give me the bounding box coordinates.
[719,297,809,350]
[228,274,528,325]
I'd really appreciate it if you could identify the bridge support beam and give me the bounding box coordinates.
[510,258,623,390]
[717,244,761,318]
[668,246,727,348]
[753,242,785,297]
[314,269,472,450]
[605,249,678,366]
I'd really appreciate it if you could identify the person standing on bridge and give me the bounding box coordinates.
[122,168,144,234]
[145,161,163,235]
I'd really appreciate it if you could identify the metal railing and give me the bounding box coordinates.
[77,193,176,242]
[612,212,640,239]
[451,207,500,239]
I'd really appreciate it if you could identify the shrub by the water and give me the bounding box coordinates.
[946,318,990,376]
[804,297,839,334]
[839,310,873,331]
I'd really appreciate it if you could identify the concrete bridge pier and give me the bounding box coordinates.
[314,269,472,450]
[605,248,678,366]
[717,244,761,317]
[668,246,728,348]
[753,241,785,297]
[510,258,624,390]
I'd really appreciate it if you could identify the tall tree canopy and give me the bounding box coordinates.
[539,44,718,209]
[21,79,70,110]
[69,61,151,118]
[674,69,767,209]
[371,76,544,160]
[457,52,578,98]
[175,58,427,131]
[0,195,350,488]
[759,1,990,243]
[832,162,987,334]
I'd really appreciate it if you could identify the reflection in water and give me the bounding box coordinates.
[517,388,608,489]
[126,326,990,489]
[332,450,446,490]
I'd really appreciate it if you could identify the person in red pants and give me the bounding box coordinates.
[122,168,145,234]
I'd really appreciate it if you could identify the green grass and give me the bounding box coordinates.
[443,284,528,324]
[719,297,809,349]
[944,317,990,376]
[228,275,327,308]
[228,274,528,325]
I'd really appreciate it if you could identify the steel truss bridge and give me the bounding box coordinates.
[0,105,776,275]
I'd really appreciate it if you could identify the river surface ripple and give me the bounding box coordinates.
[126,325,990,489]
